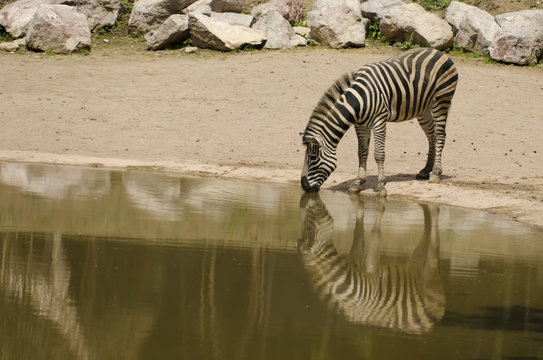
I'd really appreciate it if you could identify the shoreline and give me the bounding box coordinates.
[1,150,542,229]
[2,48,542,232]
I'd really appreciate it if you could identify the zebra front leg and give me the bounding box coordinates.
[416,108,436,181]
[373,125,387,197]
[349,125,371,193]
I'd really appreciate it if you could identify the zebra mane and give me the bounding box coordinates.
[303,72,356,142]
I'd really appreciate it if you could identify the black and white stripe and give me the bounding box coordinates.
[298,194,445,334]
[300,48,459,195]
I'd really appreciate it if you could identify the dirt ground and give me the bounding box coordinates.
[1,46,543,228]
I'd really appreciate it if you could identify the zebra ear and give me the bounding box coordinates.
[306,134,324,147]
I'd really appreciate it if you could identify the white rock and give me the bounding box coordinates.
[25,4,91,53]
[145,13,190,50]
[189,12,266,51]
[489,10,543,65]
[252,9,306,49]
[307,0,368,48]
[210,11,253,27]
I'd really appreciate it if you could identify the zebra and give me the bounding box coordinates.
[300,48,459,196]
[298,193,445,334]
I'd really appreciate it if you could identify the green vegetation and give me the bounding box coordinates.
[366,22,388,44]
[0,26,15,42]
[417,0,451,11]
[121,0,134,13]
[393,33,422,50]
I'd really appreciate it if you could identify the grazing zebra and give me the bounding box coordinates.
[300,48,459,195]
[298,194,445,333]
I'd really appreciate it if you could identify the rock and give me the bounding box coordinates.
[307,0,369,48]
[293,25,309,37]
[446,1,499,55]
[445,0,470,34]
[0,37,26,51]
[251,0,303,25]
[183,3,211,15]
[0,0,64,38]
[489,10,543,65]
[183,0,241,13]
[361,0,453,50]
[209,0,241,13]
[189,12,266,51]
[145,13,189,50]
[359,0,404,22]
[252,9,305,49]
[71,0,125,31]
[183,0,211,13]
[210,11,252,27]
[25,4,91,53]
[128,0,196,34]
[185,46,198,52]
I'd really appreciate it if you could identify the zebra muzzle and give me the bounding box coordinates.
[301,176,320,193]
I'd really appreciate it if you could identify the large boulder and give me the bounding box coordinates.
[0,0,64,38]
[145,13,189,50]
[361,0,453,50]
[489,10,543,65]
[189,12,266,51]
[128,0,195,34]
[252,9,306,49]
[25,4,91,53]
[359,0,403,22]
[72,0,125,31]
[183,0,241,13]
[210,11,252,27]
[445,1,499,55]
[307,0,369,48]
[251,0,303,25]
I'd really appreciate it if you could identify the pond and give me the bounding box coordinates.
[0,162,542,360]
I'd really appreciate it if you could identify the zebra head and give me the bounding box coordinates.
[301,134,337,193]
[298,192,333,251]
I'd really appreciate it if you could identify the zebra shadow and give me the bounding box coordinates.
[298,193,445,334]
[328,173,453,193]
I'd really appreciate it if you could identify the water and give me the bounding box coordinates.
[0,162,542,360]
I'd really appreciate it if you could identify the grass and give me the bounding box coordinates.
[0,26,15,42]
[417,0,451,11]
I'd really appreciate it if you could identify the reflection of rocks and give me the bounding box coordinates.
[123,171,184,221]
[0,163,110,199]
[299,194,445,333]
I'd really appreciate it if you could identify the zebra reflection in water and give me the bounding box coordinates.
[298,194,445,334]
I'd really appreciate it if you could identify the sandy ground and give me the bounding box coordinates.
[1,47,543,228]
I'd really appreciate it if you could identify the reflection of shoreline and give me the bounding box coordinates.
[0,150,541,228]
[299,194,445,334]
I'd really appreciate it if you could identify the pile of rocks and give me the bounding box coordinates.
[446,1,543,65]
[0,0,124,53]
[0,0,541,65]
[140,0,307,51]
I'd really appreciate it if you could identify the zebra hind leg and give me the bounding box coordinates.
[429,99,451,183]
[415,108,436,181]
[349,125,371,193]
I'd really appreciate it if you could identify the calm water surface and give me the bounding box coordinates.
[0,162,542,360]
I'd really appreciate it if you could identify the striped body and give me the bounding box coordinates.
[298,194,445,333]
[301,48,459,194]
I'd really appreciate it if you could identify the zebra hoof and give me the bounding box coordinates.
[429,174,441,183]
[416,171,430,180]
[375,187,387,197]
[348,184,361,193]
